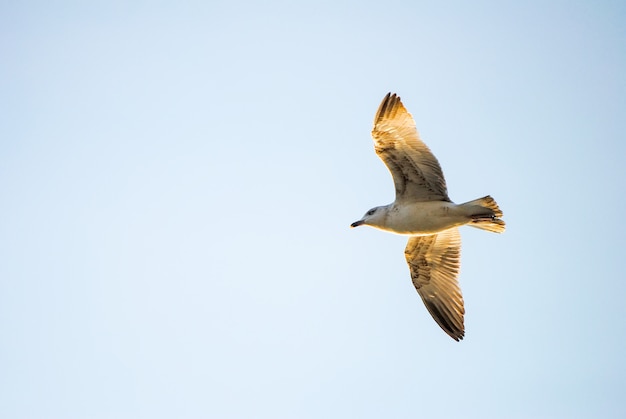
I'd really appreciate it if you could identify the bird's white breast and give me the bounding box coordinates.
[381,201,468,236]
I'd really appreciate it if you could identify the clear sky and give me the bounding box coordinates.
[1,1,625,418]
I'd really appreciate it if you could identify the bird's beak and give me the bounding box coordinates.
[350,220,364,228]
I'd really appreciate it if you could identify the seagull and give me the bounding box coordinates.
[351,93,505,341]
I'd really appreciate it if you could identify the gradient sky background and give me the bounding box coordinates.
[2,1,625,418]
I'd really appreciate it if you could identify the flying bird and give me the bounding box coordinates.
[351,93,505,341]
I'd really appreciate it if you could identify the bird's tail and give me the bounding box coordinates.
[460,195,505,233]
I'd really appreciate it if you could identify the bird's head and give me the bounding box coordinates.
[351,206,387,229]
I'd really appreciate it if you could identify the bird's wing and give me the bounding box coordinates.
[405,228,464,341]
[372,93,449,202]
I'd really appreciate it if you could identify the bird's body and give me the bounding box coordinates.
[354,200,479,236]
[351,93,505,341]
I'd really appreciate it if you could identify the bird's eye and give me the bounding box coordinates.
[367,209,375,216]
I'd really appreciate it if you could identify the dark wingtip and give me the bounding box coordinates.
[423,299,465,342]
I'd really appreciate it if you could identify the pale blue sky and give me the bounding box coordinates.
[1,1,625,418]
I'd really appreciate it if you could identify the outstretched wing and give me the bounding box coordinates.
[372,93,449,202]
[405,228,464,341]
